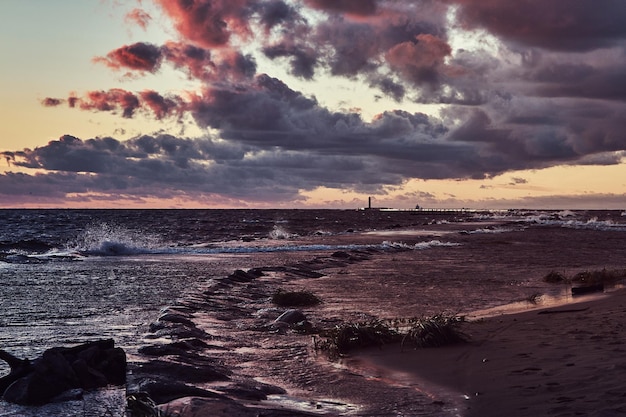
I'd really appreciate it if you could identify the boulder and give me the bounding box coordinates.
[135,359,229,384]
[274,309,307,326]
[0,339,126,405]
[131,377,223,405]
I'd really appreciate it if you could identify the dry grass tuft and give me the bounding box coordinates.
[314,314,467,358]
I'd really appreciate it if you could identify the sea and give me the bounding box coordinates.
[1,208,626,416]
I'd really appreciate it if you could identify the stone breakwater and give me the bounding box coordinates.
[128,249,378,416]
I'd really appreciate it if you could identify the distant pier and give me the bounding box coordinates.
[359,197,471,214]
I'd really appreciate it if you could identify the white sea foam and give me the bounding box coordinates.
[53,236,463,259]
[466,227,515,235]
[68,223,163,256]
[525,216,626,231]
[382,240,461,250]
[268,224,297,240]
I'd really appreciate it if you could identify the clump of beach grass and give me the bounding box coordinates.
[543,271,566,283]
[571,269,626,284]
[314,319,401,358]
[272,288,322,307]
[314,314,467,358]
[400,314,467,349]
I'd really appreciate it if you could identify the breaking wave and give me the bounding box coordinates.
[525,216,626,231]
[67,223,164,256]
[381,240,461,250]
[268,225,298,240]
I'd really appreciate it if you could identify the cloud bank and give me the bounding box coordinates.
[5,0,626,207]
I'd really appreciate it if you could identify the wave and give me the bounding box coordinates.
[67,223,164,256]
[78,239,462,256]
[473,209,626,231]
[0,239,463,264]
[0,239,54,254]
[525,216,626,231]
[381,240,461,250]
[268,224,298,240]
[463,226,518,235]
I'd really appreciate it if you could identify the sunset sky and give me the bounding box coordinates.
[2,0,626,209]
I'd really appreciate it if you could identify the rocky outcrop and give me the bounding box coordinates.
[0,339,126,405]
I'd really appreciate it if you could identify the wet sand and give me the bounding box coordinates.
[152,223,626,416]
[354,290,626,417]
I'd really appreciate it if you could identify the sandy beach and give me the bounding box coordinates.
[351,290,626,417]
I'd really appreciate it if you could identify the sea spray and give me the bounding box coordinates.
[268,224,298,240]
[68,223,164,255]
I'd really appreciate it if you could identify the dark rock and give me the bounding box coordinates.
[221,380,286,401]
[227,269,258,283]
[138,338,213,357]
[163,396,258,417]
[274,309,307,325]
[135,359,229,384]
[331,251,351,259]
[572,283,604,296]
[134,378,224,404]
[147,324,210,340]
[155,313,196,328]
[0,339,126,405]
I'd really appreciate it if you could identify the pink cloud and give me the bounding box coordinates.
[42,97,63,107]
[154,0,254,48]
[386,34,452,86]
[79,89,141,118]
[125,8,152,29]
[94,42,163,72]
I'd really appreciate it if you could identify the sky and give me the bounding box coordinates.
[1,0,626,209]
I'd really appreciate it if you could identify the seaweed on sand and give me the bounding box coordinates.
[543,271,566,283]
[314,314,467,358]
[400,314,467,349]
[314,319,401,358]
[571,268,626,285]
[272,288,322,307]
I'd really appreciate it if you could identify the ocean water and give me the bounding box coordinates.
[1,208,626,416]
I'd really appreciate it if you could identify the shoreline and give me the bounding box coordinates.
[350,289,626,416]
[146,225,626,417]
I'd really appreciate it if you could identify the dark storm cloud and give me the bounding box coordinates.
[451,0,626,51]
[530,62,626,102]
[16,0,626,205]
[256,0,299,31]
[263,43,317,80]
[305,0,378,16]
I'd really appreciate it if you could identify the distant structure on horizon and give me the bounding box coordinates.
[359,197,471,214]
[361,197,392,211]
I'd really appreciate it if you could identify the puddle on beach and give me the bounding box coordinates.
[264,395,360,415]
[465,284,621,320]
[336,355,465,417]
